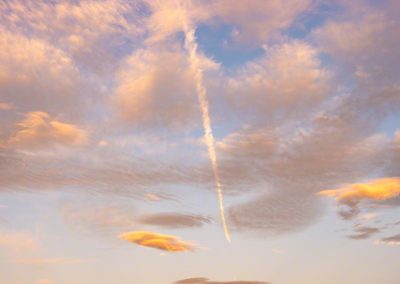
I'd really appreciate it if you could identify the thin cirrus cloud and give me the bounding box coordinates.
[174,277,270,284]
[119,231,197,252]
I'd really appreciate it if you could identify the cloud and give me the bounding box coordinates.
[314,0,400,114]
[119,231,196,252]
[228,192,322,236]
[376,233,400,246]
[174,277,270,284]
[1,0,142,72]
[145,0,311,45]
[0,30,83,118]
[319,177,400,219]
[144,0,209,43]
[218,129,277,161]
[217,115,385,235]
[211,0,311,44]
[113,47,200,129]
[8,111,88,150]
[347,225,381,240]
[226,41,331,124]
[0,0,399,246]
[138,213,211,229]
[0,145,211,195]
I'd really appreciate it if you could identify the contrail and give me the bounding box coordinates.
[183,22,231,243]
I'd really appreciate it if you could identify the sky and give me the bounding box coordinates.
[0,0,400,283]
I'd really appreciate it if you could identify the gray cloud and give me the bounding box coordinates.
[174,277,270,284]
[138,213,212,229]
[379,233,400,245]
[347,226,381,240]
[228,192,322,236]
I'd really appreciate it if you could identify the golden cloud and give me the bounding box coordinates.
[319,177,400,204]
[119,231,196,252]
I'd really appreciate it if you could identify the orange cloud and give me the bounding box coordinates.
[319,177,400,204]
[319,177,400,219]
[9,111,88,149]
[119,231,196,252]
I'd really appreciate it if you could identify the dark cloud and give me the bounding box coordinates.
[379,233,400,245]
[347,226,381,240]
[138,213,211,229]
[174,277,270,284]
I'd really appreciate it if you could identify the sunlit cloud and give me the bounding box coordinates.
[8,111,88,149]
[119,231,197,252]
[319,177,400,219]
[113,47,199,129]
[319,178,400,203]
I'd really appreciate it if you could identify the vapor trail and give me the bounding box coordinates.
[183,23,231,243]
